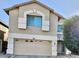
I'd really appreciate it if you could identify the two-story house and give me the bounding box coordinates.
[0,20,8,54]
[4,0,65,56]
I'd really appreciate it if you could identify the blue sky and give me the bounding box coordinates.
[0,0,79,25]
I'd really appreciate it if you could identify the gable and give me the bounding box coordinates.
[19,3,50,18]
[4,0,64,19]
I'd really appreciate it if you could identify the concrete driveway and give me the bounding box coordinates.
[9,54,79,58]
[0,53,8,58]
[56,54,79,58]
[0,53,79,58]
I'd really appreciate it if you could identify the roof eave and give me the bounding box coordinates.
[4,0,65,19]
[0,21,9,28]
[4,9,9,15]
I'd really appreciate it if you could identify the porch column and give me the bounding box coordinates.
[7,37,14,54]
[52,39,57,56]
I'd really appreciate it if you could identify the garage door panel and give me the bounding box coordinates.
[14,39,52,56]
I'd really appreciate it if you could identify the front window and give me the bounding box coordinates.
[57,25,63,32]
[27,15,42,27]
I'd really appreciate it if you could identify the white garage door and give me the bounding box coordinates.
[14,39,52,56]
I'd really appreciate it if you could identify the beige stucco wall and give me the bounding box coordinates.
[0,24,8,41]
[9,3,58,36]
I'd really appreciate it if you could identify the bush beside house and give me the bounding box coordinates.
[63,16,79,54]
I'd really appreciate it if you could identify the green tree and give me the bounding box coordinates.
[63,16,79,54]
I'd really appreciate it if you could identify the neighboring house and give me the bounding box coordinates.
[0,20,8,53]
[4,0,65,56]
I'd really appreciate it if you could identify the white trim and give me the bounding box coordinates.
[24,9,46,30]
[57,32,63,34]
[18,18,26,29]
[7,37,14,54]
[18,9,45,29]
[58,22,63,26]
[52,40,57,56]
[9,33,57,41]
[18,9,50,31]
[24,9,45,18]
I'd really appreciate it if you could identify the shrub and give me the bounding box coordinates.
[63,16,79,54]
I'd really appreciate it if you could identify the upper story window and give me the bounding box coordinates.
[57,25,63,32]
[27,15,42,27]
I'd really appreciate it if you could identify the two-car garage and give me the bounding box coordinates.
[14,39,52,56]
